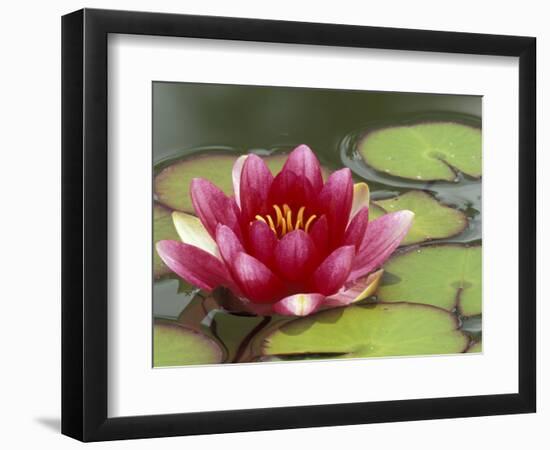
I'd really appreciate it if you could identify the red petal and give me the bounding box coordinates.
[274,230,319,282]
[191,178,241,239]
[280,144,323,193]
[309,214,329,256]
[268,169,316,207]
[343,206,369,249]
[273,293,325,316]
[248,220,277,266]
[156,240,233,292]
[310,245,355,295]
[239,154,273,219]
[317,168,353,245]
[231,252,285,304]
[349,210,414,281]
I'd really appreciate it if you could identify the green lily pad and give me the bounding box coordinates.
[467,340,482,353]
[155,152,329,212]
[153,203,181,280]
[211,312,267,362]
[263,303,468,359]
[358,122,481,181]
[368,202,386,221]
[153,320,225,367]
[374,191,467,245]
[377,245,481,316]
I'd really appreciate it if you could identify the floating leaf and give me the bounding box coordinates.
[155,152,329,212]
[467,340,482,353]
[211,312,267,362]
[358,122,481,181]
[377,244,481,316]
[153,203,181,280]
[262,303,468,359]
[368,202,386,221]
[374,191,467,245]
[153,320,225,367]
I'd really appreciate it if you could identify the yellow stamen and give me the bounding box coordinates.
[286,209,293,231]
[272,205,283,227]
[265,215,276,233]
[304,214,317,232]
[296,206,306,229]
[280,216,287,235]
[255,204,316,237]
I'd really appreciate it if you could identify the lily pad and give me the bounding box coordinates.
[373,191,467,245]
[155,153,329,212]
[153,203,181,279]
[153,320,225,367]
[358,122,481,181]
[467,340,482,353]
[263,303,468,359]
[377,244,481,316]
[211,312,267,362]
[368,202,386,221]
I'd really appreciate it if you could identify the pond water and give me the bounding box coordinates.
[152,82,482,365]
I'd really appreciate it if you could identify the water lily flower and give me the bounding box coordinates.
[157,145,414,316]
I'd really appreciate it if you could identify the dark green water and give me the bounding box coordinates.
[152,81,481,324]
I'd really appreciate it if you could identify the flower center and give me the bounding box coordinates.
[255,204,317,238]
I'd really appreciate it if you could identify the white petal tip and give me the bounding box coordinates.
[273,293,324,316]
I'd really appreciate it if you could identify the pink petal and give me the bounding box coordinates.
[268,169,316,207]
[309,214,329,256]
[248,220,277,266]
[239,154,273,220]
[317,168,353,244]
[156,240,233,292]
[274,230,319,282]
[349,210,414,281]
[191,178,241,239]
[280,144,324,193]
[215,224,245,265]
[231,252,285,304]
[232,155,248,208]
[324,269,384,307]
[310,245,355,295]
[343,206,369,249]
[273,293,325,316]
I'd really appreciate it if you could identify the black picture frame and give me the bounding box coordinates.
[62,8,536,442]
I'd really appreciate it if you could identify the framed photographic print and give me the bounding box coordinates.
[62,8,536,441]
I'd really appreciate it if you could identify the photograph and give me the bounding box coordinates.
[152,82,482,367]
[0,0,542,447]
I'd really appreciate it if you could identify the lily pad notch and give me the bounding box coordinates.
[377,244,481,316]
[357,122,482,181]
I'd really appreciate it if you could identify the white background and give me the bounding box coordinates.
[0,0,547,449]
[109,35,518,417]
